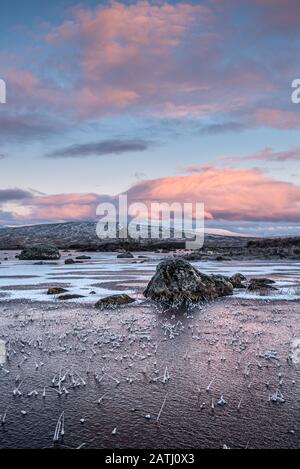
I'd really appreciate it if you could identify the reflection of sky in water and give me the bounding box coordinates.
[0,253,299,303]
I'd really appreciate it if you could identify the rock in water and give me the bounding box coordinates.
[65,258,75,264]
[117,251,134,259]
[144,258,233,305]
[19,245,61,261]
[58,294,85,300]
[75,255,91,260]
[95,294,135,309]
[230,273,247,288]
[247,278,278,291]
[47,287,68,295]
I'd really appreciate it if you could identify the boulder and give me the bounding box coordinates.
[57,294,85,300]
[144,258,233,305]
[247,278,278,291]
[65,258,76,264]
[95,294,135,309]
[19,245,60,261]
[75,255,91,260]
[117,251,134,259]
[230,273,247,288]
[47,287,68,295]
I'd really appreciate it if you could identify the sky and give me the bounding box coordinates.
[0,0,300,236]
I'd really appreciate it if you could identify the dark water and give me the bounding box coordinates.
[1,297,300,449]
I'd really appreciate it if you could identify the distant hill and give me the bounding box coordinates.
[0,222,298,259]
[0,221,252,251]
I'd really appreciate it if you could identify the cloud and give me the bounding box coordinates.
[0,188,33,203]
[3,165,300,225]
[3,0,298,132]
[177,165,215,174]
[199,122,246,135]
[0,209,17,226]
[124,166,300,222]
[45,139,151,159]
[0,113,62,141]
[253,109,300,130]
[21,192,113,222]
[223,147,300,163]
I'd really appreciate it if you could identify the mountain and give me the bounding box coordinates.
[0,221,298,259]
[0,221,252,251]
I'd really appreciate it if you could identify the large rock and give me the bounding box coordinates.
[19,245,61,261]
[95,294,135,309]
[144,258,233,305]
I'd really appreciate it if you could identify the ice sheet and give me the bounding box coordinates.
[0,253,299,303]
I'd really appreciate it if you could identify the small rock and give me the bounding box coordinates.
[95,294,135,309]
[230,273,247,288]
[65,258,76,264]
[248,278,278,291]
[58,294,85,300]
[47,287,68,295]
[117,251,134,259]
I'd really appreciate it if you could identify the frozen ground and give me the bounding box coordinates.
[0,298,300,449]
[0,252,299,449]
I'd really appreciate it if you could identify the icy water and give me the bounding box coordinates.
[0,252,300,449]
[0,251,300,302]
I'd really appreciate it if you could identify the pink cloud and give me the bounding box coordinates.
[254,109,300,130]
[2,1,300,129]
[21,193,102,222]
[5,167,300,224]
[125,166,300,222]
[223,147,300,163]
